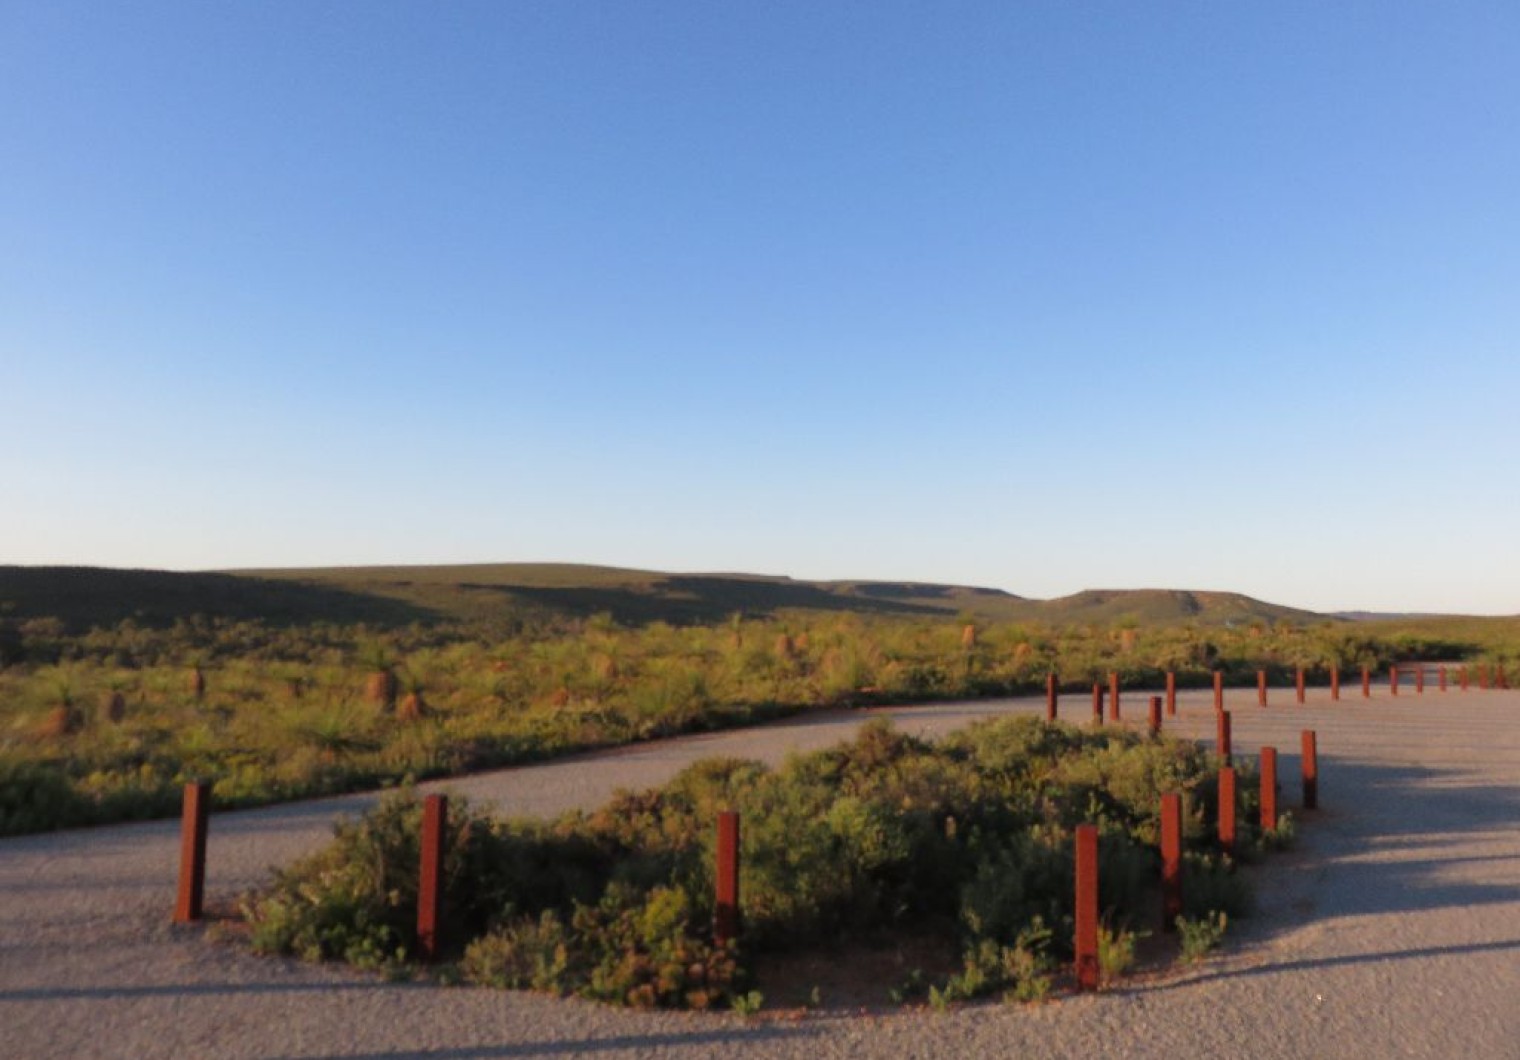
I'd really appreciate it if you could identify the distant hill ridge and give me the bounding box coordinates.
[0,562,1331,630]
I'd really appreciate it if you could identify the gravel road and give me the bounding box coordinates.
[4,685,1519,1059]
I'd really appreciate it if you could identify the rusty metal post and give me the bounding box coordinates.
[1361,665,1371,698]
[1218,767,1237,856]
[1257,669,1268,707]
[1046,672,1058,722]
[1216,709,1232,762]
[1213,670,1224,712]
[1296,667,1306,705]
[174,781,211,924]
[715,810,741,946]
[1461,665,1469,692]
[1330,665,1340,701]
[1390,665,1400,696]
[1161,792,1182,932]
[1439,665,1448,692]
[1260,747,1278,832]
[1109,672,1121,721]
[418,794,447,961]
[1301,730,1318,810]
[1092,682,1104,725]
[1165,671,1177,717]
[1479,665,1490,690]
[1074,824,1099,992]
[1415,666,1425,695]
[1148,695,1162,735]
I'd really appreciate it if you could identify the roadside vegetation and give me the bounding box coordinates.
[243,717,1282,1009]
[0,604,1510,836]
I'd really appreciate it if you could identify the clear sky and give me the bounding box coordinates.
[3,3,1518,614]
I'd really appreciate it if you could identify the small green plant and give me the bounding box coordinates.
[1261,811,1297,851]
[730,990,764,1017]
[888,966,928,1005]
[1097,923,1140,981]
[1176,911,1228,962]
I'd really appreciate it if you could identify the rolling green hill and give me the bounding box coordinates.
[0,562,1332,631]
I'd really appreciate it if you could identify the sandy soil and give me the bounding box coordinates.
[3,685,1519,1059]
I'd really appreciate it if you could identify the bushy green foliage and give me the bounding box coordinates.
[4,602,1483,836]
[243,717,1259,1009]
[1176,911,1229,962]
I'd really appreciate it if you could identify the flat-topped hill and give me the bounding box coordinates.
[0,562,1329,630]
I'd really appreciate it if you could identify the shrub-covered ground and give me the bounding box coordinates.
[243,717,1286,1010]
[0,609,1495,834]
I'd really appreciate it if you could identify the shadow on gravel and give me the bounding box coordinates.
[1133,938,1520,994]
[1281,758,1520,920]
[275,1026,821,1059]
[0,980,400,1002]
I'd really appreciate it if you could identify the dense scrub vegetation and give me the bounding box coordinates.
[244,717,1281,1009]
[0,608,1506,835]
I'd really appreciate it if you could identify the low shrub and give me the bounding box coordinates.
[242,716,1261,1009]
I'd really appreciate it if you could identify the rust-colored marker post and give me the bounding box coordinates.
[1046,672,1059,722]
[1213,670,1224,712]
[1092,683,1104,725]
[1499,664,1509,690]
[1330,665,1341,701]
[1260,747,1278,833]
[1218,767,1237,856]
[1301,730,1318,810]
[1390,665,1400,696]
[1165,671,1177,717]
[174,781,211,924]
[1109,672,1121,721]
[1361,665,1371,698]
[1295,667,1306,705]
[1439,665,1448,693]
[417,794,447,961]
[1148,695,1162,736]
[714,810,741,947]
[1160,793,1182,931]
[1415,666,1425,695]
[1479,665,1490,691]
[1216,709,1232,762]
[1461,665,1470,692]
[1257,669,1268,707]
[1074,825,1099,992]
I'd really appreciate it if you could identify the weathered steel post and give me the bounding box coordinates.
[1218,767,1237,856]
[1074,825,1099,992]
[714,811,741,947]
[1301,730,1318,810]
[1260,747,1278,832]
[417,794,447,961]
[1161,793,1182,931]
[174,781,211,924]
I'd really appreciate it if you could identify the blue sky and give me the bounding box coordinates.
[3,3,1518,613]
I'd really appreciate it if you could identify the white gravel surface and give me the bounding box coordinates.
[4,685,1520,1058]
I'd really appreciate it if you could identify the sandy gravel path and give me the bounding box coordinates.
[4,685,1519,1058]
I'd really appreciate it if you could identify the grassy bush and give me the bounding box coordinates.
[1,607,1502,836]
[243,717,1268,1009]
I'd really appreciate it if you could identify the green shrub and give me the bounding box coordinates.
[240,717,1275,1009]
[1176,911,1228,962]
